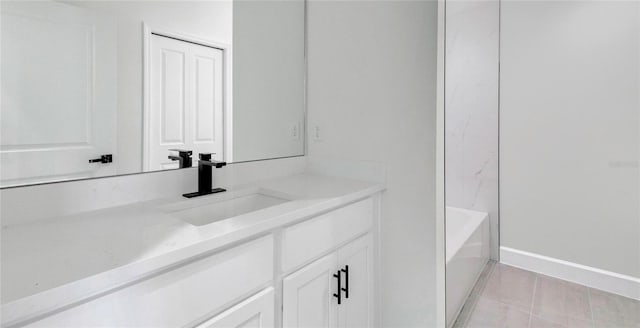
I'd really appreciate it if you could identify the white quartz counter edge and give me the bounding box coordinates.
[2,175,384,327]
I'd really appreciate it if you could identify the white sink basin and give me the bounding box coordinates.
[162,189,293,226]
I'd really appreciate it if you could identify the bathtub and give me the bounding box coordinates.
[446,207,490,327]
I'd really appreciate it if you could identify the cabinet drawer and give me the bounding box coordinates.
[27,235,274,328]
[281,198,373,272]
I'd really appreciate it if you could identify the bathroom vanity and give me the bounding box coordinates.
[1,174,383,328]
[1,1,393,327]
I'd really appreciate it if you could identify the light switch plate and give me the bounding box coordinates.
[291,123,300,140]
[313,125,322,141]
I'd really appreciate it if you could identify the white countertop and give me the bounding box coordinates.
[1,174,383,326]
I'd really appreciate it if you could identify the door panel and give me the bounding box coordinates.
[283,254,338,328]
[147,34,224,171]
[337,235,373,328]
[190,42,223,157]
[194,56,215,143]
[0,1,117,186]
[160,49,187,145]
[196,288,274,328]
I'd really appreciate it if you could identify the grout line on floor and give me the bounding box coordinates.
[587,287,595,327]
[527,274,538,328]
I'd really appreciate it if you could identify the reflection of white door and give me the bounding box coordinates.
[0,1,117,187]
[146,34,224,171]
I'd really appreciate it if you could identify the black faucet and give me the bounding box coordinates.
[168,149,193,168]
[183,153,227,198]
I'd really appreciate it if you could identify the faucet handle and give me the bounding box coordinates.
[198,153,226,168]
[170,149,193,157]
[199,152,215,161]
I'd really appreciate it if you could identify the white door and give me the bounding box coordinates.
[336,235,373,328]
[196,288,274,328]
[147,34,224,171]
[283,254,339,328]
[0,1,117,186]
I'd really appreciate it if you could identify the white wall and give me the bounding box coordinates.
[500,1,640,278]
[445,0,500,259]
[232,0,305,162]
[307,1,439,326]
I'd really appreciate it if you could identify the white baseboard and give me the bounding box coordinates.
[500,247,640,301]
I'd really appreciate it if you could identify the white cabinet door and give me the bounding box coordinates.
[283,253,339,328]
[0,1,117,186]
[196,288,274,328]
[147,34,224,171]
[336,235,373,328]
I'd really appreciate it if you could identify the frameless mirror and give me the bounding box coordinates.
[0,0,305,188]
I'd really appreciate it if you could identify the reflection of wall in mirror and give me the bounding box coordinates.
[0,0,233,187]
[0,0,309,186]
[233,0,306,162]
[76,1,233,174]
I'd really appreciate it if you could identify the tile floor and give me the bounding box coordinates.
[453,261,640,328]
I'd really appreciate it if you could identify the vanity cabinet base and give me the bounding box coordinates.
[16,195,379,328]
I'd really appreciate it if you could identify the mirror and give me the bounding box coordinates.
[0,0,306,188]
